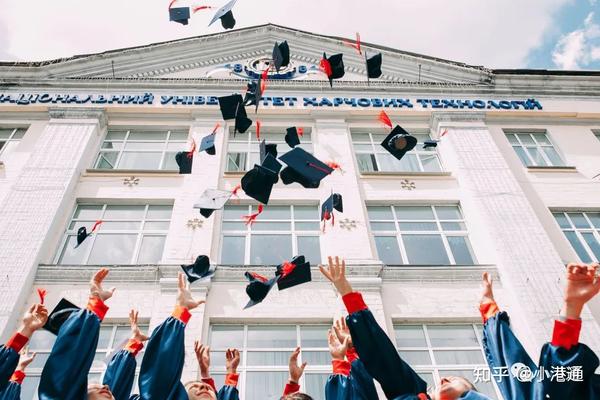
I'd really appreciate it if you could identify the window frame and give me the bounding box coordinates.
[0,127,27,158]
[553,211,600,263]
[505,131,565,167]
[593,130,600,142]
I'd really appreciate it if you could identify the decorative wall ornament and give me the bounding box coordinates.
[339,218,358,231]
[123,176,140,187]
[400,179,416,191]
[187,218,204,229]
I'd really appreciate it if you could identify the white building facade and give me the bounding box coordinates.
[1,24,600,399]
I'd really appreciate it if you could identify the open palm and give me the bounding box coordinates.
[565,264,600,305]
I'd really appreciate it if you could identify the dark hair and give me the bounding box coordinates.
[282,393,314,400]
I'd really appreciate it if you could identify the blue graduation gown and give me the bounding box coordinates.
[0,381,20,400]
[325,358,378,400]
[103,349,138,400]
[0,344,20,392]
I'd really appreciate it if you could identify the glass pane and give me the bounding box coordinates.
[297,236,321,265]
[0,129,13,139]
[356,153,377,172]
[305,374,329,400]
[223,206,249,220]
[301,325,329,347]
[374,236,402,265]
[147,205,173,219]
[252,222,291,231]
[222,221,247,231]
[441,222,466,231]
[294,206,319,220]
[29,352,51,368]
[418,373,435,390]
[143,222,169,230]
[582,233,600,260]
[13,128,27,138]
[169,131,189,141]
[137,236,166,263]
[553,213,571,228]
[377,153,402,172]
[97,326,114,349]
[436,206,462,220]
[351,132,372,142]
[210,326,244,349]
[29,330,56,350]
[428,325,479,347]
[100,221,141,230]
[398,350,432,365]
[210,351,227,367]
[517,134,535,145]
[395,154,421,172]
[434,350,484,365]
[118,152,162,170]
[394,325,427,347]
[302,351,330,365]
[221,236,245,264]
[96,152,118,169]
[395,206,435,220]
[128,131,167,141]
[402,234,450,265]
[533,133,551,145]
[247,326,296,348]
[88,234,137,264]
[506,134,519,144]
[124,142,165,151]
[247,351,290,366]
[20,376,40,400]
[58,236,90,264]
[163,152,179,170]
[245,371,288,400]
[101,141,122,150]
[526,147,547,166]
[420,154,442,172]
[587,212,600,229]
[513,146,532,166]
[367,206,393,220]
[568,213,590,229]
[370,222,396,231]
[398,222,438,231]
[114,326,137,348]
[542,147,564,166]
[249,235,292,265]
[104,205,145,220]
[565,231,593,263]
[259,206,291,220]
[106,131,127,140]
[447,236,475,265]
[227,153,246,172]
[295,222,320,231]
[74,205,104,220]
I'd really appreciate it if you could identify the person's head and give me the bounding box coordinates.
[185,381,217,400]
[282,393,314,400]
[87,384,115,400]
[429,376,477,400]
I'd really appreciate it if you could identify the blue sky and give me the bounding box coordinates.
[0,0,598,70]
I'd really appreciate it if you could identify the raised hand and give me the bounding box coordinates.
[194,341,211,379]
[16,347,36,372]
[177,272,205,310]
[333,317,353,349]
[288,347,307,384]
[328,328,350,361]
[90,268,115,302]
[480,272,495,304]
[19,304,49,338]
[563,263,600,319]
[319,256,353,296]
[129,310,149,342]
[226,348,240,374]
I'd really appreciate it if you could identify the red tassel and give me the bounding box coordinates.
[37,288,47,305]
[378,110,393,129]
[187,139,197,159]
[260,68,268,93]
[242,204,264,226]
[322,210,330,233]
[441,129,449,137]
[343,32,362,55]
[168,0,177,8]
[250,272,268,283]
[256,120,261,140]
[307,162,332,175]
[297,127,304,137]
[91,220,103,233]
[231,184,241,197]
[281,261,296,278]
[212,123,221,134]
[192,5,212,13]
[326,161,343,173]
[320,58,332,77]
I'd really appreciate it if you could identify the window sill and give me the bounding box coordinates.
[84,169,181,177]
[382,264,498,282]
[526,166,577,172]
[224,171,245,177]
[360,171,453,178]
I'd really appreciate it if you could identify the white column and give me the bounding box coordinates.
[431,111,600,353]
[0,108,105,339]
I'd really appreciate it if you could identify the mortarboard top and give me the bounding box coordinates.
[76,227,88,248]
[175,151,193,174]
[279,147,333,189]
[321,193,343,221]
[209,0,238,29]
[244,272,278,309]
[285,127,301,148]
[276,256,311,291]
[235,104,253,134]
[272,41,290,72]
[381,125,418,161]
[322,52,345,87]
[181,255,214,283]
[193,189,232,218]
[259,140,278,163]
[366,52,383,79]
[43,298,80,336]
[169,7,191,25]
[218,94,244,120]
[261,153,282,177]
[423,140,438,149]
[199,134,216,155]
[241,165,278,205]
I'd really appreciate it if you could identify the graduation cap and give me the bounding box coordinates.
[181,255,214,283]
[244,272,278,309]
[43,298,80,336]
[209,0,238,29]
[241,164,278,204]
[321,193,343,221]
[75,221,102,249]
[218,94,243,120]
[276,256,311,290]
[320,53,345,87]
[169,7,191,25]
[199,134,216,155]
[285,127,302,148]
[194,189,233,218]
[175,151,193,174]
[423,140,439,149]
[260,140,278,162]
[381,126,418,161]
[272,41,290,72]
[279,147,334,189]
[366,52,383,80]
[235,104,253,134]
[243,79,263,113]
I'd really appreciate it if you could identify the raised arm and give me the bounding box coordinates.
[0,349,36,400]
[320,256,427,399]
[102,310,149,400]
[325,324,353,400]
[138,272,205,399]
[282,347,307,397]
[39,268,114,400]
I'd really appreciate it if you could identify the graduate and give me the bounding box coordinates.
[320,256,488,400]
[185,341,240,400]
[0,348,37,400]
[0,303,47,393]
[281,347,312,400]
[480,263,600,399]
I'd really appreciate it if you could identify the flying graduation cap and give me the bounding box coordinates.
[194,189,233,218]
[276,256,311,291]
[272,41,290,72]
[43,298,80,335]
[75,220,103,249]
[209,0,238,29]
[423,140,439,149]
[218,94,253,134]
[176,139,196,174]
[285,127,303,148]
[321,193,343,231]
[365,52,383,81]
[244,271,278,309]
[320,53,345,88]
[279,147,334,189]
[260,140,278,162]
[241,147,282,205]
[381,126,418,161]
[169,6,191,25]
[199,134,216,155]
[181,255,215,283]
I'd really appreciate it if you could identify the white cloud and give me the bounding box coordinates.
[0,0,571,68]
[552,12,600,69]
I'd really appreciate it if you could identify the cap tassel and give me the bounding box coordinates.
[256,120,262,140]
[281,261,296,278]
[326,161,344,174]
[322,210,331,233]
[212,123,221,134]
[168,0,178,8]
[297,127,304,137]
[187,139,197,159]
[441,129,449,137]
[378,110,393,129]
[37,288,47,305]
[192,5,212,13]
[90,220,103,233]
[250,272,268,283]
[260,68,269,93]
[307,162,333,175]
[231,184,241,197]
[242,204,264,226]
[319,58,332,78]
[343,32,362,55]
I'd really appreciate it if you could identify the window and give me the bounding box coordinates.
[226,130,313,172]
[221,205,321,265]
[22,322,148,400]
[553,211,600,263]
[394,323,499,399]
[506,132,564,167]
[56,204,172,265]
[594,130,600,142]
[94,129,188,170]
[0,127,26,159]
[352,131,441,173]
[209,324,330,400]
[368,205,476,265]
